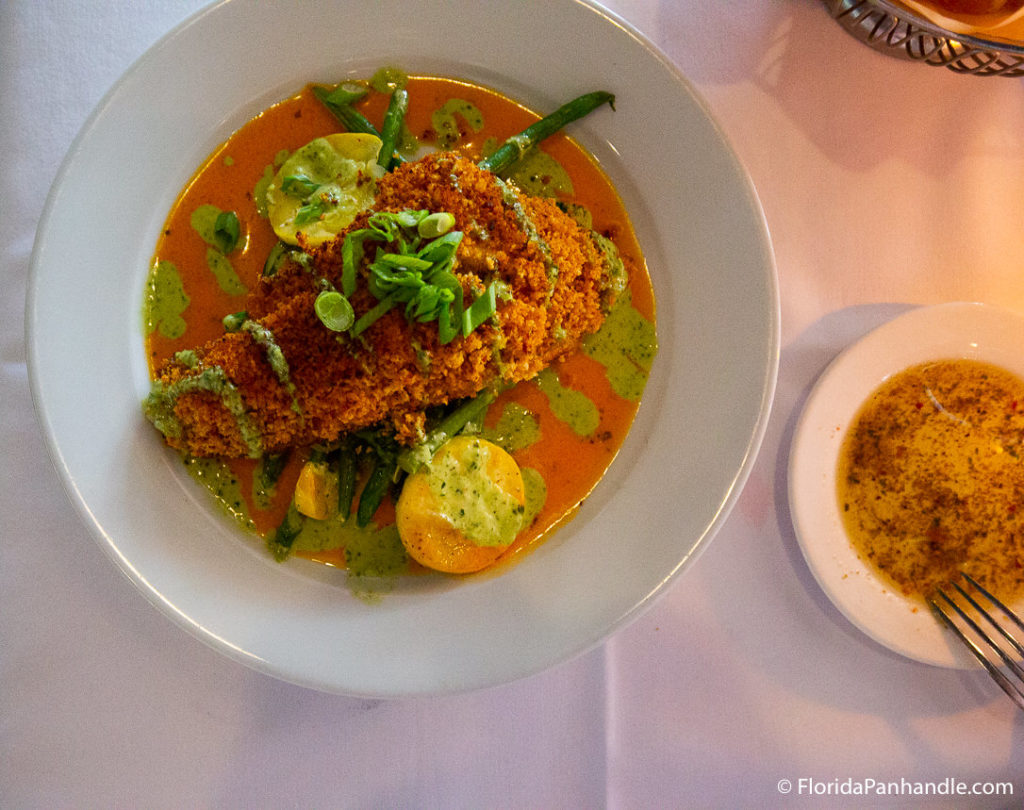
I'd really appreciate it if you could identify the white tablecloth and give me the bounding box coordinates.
[4,1,1023,806]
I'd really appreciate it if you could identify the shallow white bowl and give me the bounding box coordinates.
[789,302,1024,668]
[27,0,779,696]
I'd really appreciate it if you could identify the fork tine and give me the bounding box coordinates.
[930,581,1024,713]
[952,577,1024,671]
[960,573,1024,640]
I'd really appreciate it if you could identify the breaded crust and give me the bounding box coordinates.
[145,153,619,458]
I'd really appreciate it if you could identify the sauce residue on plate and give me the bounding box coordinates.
[837,358,1024,604]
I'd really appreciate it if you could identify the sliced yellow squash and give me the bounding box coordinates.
[266,133,383,247]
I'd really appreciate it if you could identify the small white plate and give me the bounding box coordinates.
[789,302,1024,668]
[27,0,778,696]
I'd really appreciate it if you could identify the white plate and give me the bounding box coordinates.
[26,0,778,696]
[789,302,1024,668]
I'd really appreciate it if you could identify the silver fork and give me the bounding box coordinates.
[930,573,1024,712]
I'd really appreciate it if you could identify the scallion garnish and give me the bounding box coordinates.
[334,209,499,343]
[213,210,240,254]
[281,174,319,198]
[314,290,355,332]
[463,282,498,335]
[294,199,326,226]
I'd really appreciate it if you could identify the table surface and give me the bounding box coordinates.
[4,1,1024,807]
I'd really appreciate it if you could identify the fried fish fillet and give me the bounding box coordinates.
[144,153,625,458]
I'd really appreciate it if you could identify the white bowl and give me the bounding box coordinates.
[27,0,779,696]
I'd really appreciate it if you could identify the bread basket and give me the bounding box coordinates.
[824,0,1024,75]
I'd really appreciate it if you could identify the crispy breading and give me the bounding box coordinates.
[144,153,620,458]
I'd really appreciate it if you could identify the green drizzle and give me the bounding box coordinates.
[521,466,548,528]
[144,259,190,339]
[240,320,301,415]
[424,439,524,547]
[183,455,255,532]
[590,232,628,308]
[371,66,408,93]
[534,367,600,437]
[432,99,484,149]
[505,149,574,199]
[480,402,541,453]
[204,247,248,296]
[253,150,291,218]
[192,204,248,295]
[495,177,558,287]
[583,289,657,401]
[143,365,264,457]
[343,524,408,577]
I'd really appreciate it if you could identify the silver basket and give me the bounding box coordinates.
[824,0,1024,75]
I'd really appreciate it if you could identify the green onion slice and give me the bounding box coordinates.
[463,282,497,336]
[281,174,319,198]
[314,290,355,332]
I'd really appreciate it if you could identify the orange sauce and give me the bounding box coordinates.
[146,74,655,574]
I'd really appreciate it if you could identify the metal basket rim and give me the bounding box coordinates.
[864,0,1024,54]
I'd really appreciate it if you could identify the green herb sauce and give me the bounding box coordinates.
[534,367,600,437]
[370,66,408,93]
[144,259,190,339]
[190,204,229,250]
[191,204,248,295]
[506,149,574,199]
[426,439,525,547]
[182,455,255,532]
[253,151,291,219]
[521,466,547,528]
[481,403,541,453]
[583,289,658,401]
[183,454,407,601]
[432,99,484,149]
[205,247,248,296]
[590,232,628,306]
[173,349,199,368]
[290,496,408,603]
[143,366,264,457]
[240,319,301,414]
[495,176,558,287]
[343,525,408,578]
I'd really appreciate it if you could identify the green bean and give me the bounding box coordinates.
[312,84,382,138]
[351,296,397,337]
[397,388,498,474]
[378,88,408,171]
[267,504,303,561]
[263,242,285,277]
[258,450,290,492]
[322,81,368,106]
[357,454,396,527]
[477,91,615,175]
[336,442,357,521]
